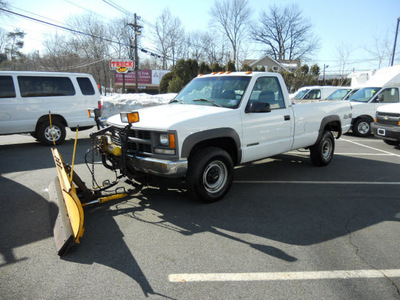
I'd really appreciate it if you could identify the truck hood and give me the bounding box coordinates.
[376,103,400,114]
[106,103,235,130]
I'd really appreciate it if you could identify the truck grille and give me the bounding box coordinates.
[112,127,152,155]
[376,112,400,126]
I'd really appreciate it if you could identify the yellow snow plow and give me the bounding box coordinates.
[48,112,140,256]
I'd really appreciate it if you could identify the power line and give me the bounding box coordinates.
[0,7,171,61]
[63,0,112,21]
[102,0,133,16]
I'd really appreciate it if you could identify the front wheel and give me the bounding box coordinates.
[186,147,233,203]
[353,118,371,137]
[310,131,335,166]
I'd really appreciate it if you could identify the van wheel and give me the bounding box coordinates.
[310,131,335,166]
[186,147,233,203]
[353,118,371,137]
[37,120,66,145]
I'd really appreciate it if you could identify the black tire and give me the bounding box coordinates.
[186,147,233,203]
[310,131,335,167]
[353,118,371,137]
[383,139,400,146]
[37,120,66,146]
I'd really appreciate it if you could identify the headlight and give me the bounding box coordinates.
[160,133,170,145]
[120,112,139,123]
[154,133,176,155]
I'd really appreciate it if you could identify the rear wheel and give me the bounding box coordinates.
[186,147,233,203]
[310,131,335,166]
[37,120,66,146]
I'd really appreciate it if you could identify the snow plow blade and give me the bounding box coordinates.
[49,148,84,256]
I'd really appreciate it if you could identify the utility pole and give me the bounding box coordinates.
[391,17,400,66]
[127,14,143,93]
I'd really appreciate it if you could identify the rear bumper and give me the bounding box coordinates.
[127,154,188,178]
[371,122,400,141]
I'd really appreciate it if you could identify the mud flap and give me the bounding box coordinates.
[49,148,84,256]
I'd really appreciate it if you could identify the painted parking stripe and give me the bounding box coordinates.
[169,269,400,282]
[340,138,400,158]
[234,181,400,185]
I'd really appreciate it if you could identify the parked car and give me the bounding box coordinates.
[0,71,101,145]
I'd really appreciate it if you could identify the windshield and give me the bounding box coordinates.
[348,87,381,103]
[173,76,251,109]
[343,89,359,100]
[294,89,310,99]
[326,89,352,100]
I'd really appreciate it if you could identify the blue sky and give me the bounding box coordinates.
[2,0,400,73]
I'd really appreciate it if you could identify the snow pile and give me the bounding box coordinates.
[101,93,177,119]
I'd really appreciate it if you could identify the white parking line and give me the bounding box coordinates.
[234,181,400,185]
[169,269,400,282]
[341,138,400,158]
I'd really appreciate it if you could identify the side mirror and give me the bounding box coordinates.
[375,94,384,102]
[245,101,271,113]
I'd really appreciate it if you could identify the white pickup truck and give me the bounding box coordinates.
[371,103,400,146]
[92,71,352,203]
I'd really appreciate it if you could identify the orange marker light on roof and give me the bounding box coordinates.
[245,71,252,74]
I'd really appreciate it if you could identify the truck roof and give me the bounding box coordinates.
[360,64,400,88]
[0,70,93,77]
[198,71,276,78]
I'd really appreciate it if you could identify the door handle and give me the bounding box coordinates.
[284,115,290,121]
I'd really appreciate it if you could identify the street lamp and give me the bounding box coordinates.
[323,64,329,84]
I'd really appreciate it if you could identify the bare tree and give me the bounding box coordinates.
[0,27,7,52]
[363,31,393,68]
[335,42,352,75]
[152,8,184,69]
[42,33,80,71]
[209,0,251,69]
[65,13,112,87]
[251,4,320,61]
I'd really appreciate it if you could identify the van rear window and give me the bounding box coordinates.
[0,76,16,98]
[18,76,75,97]
[77,77,95,95]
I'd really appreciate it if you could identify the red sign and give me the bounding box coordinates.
[110,59,135,71]
[115,70,152,84]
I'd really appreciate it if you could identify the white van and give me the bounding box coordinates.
[291,86,341,102]
[348,65,400,137]
[0,71,101,145]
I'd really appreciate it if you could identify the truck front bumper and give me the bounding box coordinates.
[371,122,400,141]
[127,154,188,178]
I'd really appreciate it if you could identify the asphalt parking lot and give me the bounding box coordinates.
[1,130,400,299]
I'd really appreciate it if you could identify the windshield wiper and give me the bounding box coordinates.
[169,99,183,104]
[192,98,222,107]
